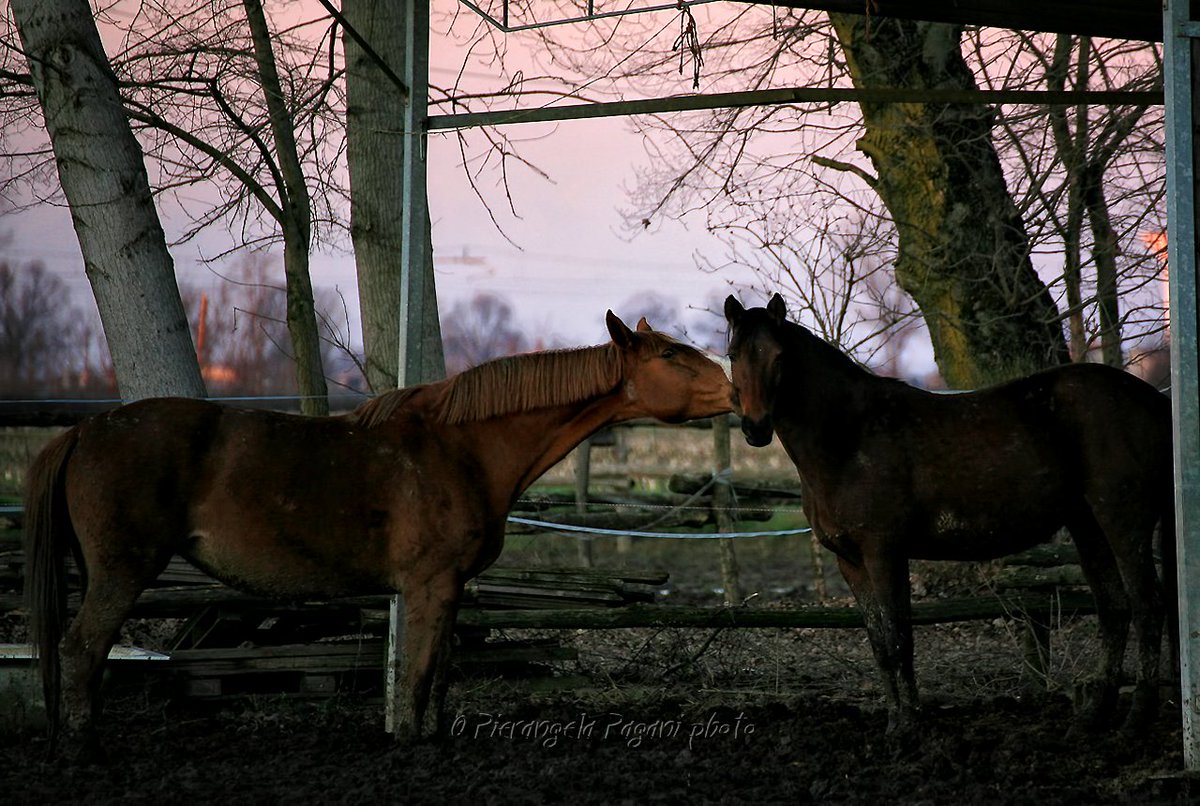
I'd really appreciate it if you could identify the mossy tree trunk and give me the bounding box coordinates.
[829,14,1069,387]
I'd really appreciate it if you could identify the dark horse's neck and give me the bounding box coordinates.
[774,321,880,456]
[780,320,874,396]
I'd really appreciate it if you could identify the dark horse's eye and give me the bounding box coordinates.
[661,347,677,360]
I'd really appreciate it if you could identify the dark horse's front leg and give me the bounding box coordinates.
[837,552,920,734]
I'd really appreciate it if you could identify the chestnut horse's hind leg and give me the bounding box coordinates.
[836,550,920,734]
[393,575,461,741]
[1068,511,1132,732]
[59,560,165,756]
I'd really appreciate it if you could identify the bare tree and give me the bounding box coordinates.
[1,1,561,404]
[2,0,345,410]
[182,253,355,399]
[8,0,206,401]
[997,32,1165,366]
[0,260,82,394]
[520,8,1161,384]
[440,292,528,375]
[242,0,328,413]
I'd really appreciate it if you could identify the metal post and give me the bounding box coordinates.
[386,0,431,736]
[1165,0,1200,770]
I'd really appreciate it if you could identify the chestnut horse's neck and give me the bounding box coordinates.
[476,393,628,503]
[351,343,631,507]
[351,344,622,429]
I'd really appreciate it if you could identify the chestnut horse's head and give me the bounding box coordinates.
[605,311,733,423]
[723,293,788,447]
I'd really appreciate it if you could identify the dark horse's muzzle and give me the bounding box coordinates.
[740,414,775,447]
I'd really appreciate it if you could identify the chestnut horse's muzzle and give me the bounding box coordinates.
[740,414,775,447]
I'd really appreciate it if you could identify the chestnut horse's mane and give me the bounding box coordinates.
[350,343,624,428]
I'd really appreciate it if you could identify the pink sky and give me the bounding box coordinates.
[5,0,770,351]
[2,0,949,379]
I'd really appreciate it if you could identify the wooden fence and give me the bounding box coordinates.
[0,418,1097,699]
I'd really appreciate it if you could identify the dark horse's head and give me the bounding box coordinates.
[724,293,789,447]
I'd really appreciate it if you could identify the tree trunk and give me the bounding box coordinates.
[243,0,328,415]
[343,0,444,391]
[1046,35,1089,362]
[829,14,1069,387]
[1082,161,1123,367]
[11,0,206,401]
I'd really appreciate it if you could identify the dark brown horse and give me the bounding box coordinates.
[724,293,1173,735]
[25,312,732,753]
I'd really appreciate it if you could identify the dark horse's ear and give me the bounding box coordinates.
[724,295,745,324]
[636,317,653,333]
[606,310,635,347]
[767,293,787,324]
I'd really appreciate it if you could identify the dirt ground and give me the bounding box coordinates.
[1,614,1194,806]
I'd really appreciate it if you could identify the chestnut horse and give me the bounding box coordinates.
[25,312,732,753]
[725,293,1173,735]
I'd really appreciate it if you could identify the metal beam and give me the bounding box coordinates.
[428,87,1163,131]
[759,0,1162,43]
[1165,0,1200,772]
[454,0,1161,42]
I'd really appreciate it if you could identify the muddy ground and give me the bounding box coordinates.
[1,611,1195,805]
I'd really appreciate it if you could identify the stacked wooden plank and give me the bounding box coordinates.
[169,638,578,699]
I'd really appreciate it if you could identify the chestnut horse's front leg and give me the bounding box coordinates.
[837,550,920,734]
[390,575,462,741]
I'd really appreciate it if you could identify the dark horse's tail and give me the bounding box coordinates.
[23,428,80,747]
[1162,488,1180,680]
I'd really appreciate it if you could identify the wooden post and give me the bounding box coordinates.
[574,438,594,567]
[712,416,741,605]
[809,533,828,602]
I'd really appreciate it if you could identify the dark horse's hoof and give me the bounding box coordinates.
[53,730,108,766]
[885,707,923,743]
[1069,679,1118,737]
[1118,684,1160,741]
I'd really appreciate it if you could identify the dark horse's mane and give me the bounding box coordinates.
[783,318,894,384]
[350,344,624,429]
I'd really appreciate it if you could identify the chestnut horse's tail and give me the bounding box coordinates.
[23,428,80,745]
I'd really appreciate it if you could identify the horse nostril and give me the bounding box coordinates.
[740,416,774,447]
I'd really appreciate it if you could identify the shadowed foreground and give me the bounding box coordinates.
[1,639,1191,806]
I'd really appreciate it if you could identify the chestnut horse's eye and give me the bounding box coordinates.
[661,347,677,360]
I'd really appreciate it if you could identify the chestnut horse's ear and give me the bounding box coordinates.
[636,317,653,333]
[606,310,635,347]
[724,295,745,324]
[767,293,787,324]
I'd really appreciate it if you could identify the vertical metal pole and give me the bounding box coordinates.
[396,0,430,392]
[386,0,430,736]
[1165,0,1200,771]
